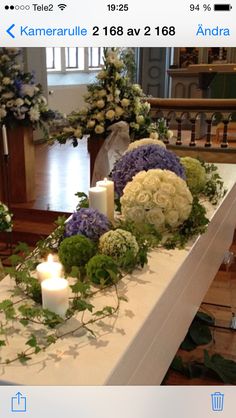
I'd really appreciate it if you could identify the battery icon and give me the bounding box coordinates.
[214,4,232,10]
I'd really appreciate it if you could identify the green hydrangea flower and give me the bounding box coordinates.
[181,157,207,194]
[58,235,96,273]
[99,228,139,269]
[86,254,119,285]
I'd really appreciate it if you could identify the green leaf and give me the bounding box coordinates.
[0,340,6,347]
[26,334,37,348]
[196,311,215,325]
[17,352,32,364]
[171,356,188,375]
[189,322,212,346]
[47,335,57,345]
[180,335,197,351]
[72,299,94,313]
[204,350,236,384]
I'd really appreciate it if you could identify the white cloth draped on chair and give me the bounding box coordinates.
[91,121,130,186]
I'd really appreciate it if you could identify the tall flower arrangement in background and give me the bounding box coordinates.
[54,48,160,146]
[0,48,54,132]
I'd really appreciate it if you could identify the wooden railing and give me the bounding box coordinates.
[148,98,236,149]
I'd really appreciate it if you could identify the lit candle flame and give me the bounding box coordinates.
[47,254,54,263]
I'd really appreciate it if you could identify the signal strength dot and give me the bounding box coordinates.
[58,3,67,10]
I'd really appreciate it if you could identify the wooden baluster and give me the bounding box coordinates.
[221,119,229,148]
[163,118,170,144]
[175,116,182,146]
[205,119,212,147]
[189,117,196,147]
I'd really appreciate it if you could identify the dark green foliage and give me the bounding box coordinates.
[58,235,96,273]
[181,311,214,351]
[164,197,209,249]
[86,255,119,285]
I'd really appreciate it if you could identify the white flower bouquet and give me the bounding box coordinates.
[121,169,193,232]
[0,48,54,131]
[0,202,12,232]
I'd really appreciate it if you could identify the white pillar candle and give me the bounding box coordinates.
[36,254,63,282]
[41,277,69,318]
[89,186,107,216]
[2,125,9,156]
[96,178,114,221]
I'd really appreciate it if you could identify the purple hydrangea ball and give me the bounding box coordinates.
[112,144,186,196]
[65,208,111,241]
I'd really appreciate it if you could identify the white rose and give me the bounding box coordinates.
[87,120,96,128]
[133,171,147,182]
[105,109,115,120]
[142,176,161,192]
[136,191,152,206]
[21,84,35,97]
[173,196,189,212]
[5,214,11,223]
[96,99,105,109]
[146,208,165,228]
[167,130,174,139]
[179,205,192,221]
[124,181,142,195]
[149,131,159,140]
[95,112,105,122]
[107,94,114,102]
[136,115,145,125]
[160,182,176,196]
[74,128,83,138]
[122,206,145,223]
[95,124,105,134]
[2,77,12,85]
[115,106,124,117]
[132,84,142,93]
[153,191,172,210]
[2,92,14,99]
[121,98,130,107]
[97,70,107,80]
[6,100,14,108]
[98,89,106,97]
[15,98,24,107]
[29,106,40,121]
[165,210,180,227]
[0,108,7,119]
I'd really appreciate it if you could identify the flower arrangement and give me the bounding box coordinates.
[58,234,96,273]
[121,169,193,231]
[53,48,159,145]
[0,48,54,131]
[125,137,166,153]
[0,202,12,232]
[65,208,111,241]
[180,157,207,194]
[86,254,119,285]
[99,228,139,269]
[112,144,186,197]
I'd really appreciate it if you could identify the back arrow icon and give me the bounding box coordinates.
[6,24,15,38]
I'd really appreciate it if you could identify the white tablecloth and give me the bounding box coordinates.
[0,164,236,385]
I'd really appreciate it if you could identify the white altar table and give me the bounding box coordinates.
[0,164,236,385]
